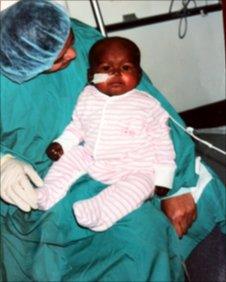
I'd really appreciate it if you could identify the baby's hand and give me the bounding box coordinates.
[155,186,170,197]
[46,142,64,161]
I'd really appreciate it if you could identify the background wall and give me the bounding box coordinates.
[1,0,225,112]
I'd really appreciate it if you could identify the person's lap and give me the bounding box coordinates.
[1,166,225,281]
[1,175,184,282]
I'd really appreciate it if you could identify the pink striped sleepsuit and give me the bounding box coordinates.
[37,85,176,231]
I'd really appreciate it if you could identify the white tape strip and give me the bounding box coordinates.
[92,73,110,84]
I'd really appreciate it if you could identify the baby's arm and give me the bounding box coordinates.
[47,109,84,161]
[148,101,177,194]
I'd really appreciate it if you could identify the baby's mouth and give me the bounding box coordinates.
[109,81,124,87]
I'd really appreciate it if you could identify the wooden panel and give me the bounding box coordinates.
[179,100,226,128]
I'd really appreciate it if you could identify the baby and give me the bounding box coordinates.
[37,37,176,231]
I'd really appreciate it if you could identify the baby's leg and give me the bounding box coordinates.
[73,173,155,231]
[37,146,92,210]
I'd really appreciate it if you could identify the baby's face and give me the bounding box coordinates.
[90,43,141,96]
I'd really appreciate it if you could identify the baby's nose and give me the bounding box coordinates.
[111,68,121,75]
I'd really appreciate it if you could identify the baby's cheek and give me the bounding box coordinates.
[122,74,139,88]
[94,82,108,93]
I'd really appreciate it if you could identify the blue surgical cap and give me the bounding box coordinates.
[0,0,71,83]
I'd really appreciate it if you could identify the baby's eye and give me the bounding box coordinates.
[121,64,133,71]
[100,65,111,72]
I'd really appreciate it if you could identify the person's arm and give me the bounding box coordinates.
[161,193,196,238]
[161,157,212,237]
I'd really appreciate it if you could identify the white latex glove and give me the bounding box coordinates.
[1,156,43,212]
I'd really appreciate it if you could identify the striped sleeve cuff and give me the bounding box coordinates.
[154,164,176,189]
[54,131,80,153]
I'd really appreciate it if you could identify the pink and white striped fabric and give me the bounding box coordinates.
[37,85,176,231]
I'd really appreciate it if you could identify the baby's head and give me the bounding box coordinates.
[88,37,142,96]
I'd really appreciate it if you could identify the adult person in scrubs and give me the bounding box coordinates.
[1,0,225,281]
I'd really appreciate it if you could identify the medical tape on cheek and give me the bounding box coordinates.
[92,73,110,84]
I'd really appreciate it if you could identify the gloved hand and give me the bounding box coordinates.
[1,157,44,212]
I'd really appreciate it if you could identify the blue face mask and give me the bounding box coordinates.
[0,0,71,83]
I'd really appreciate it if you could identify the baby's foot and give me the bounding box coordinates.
[73,198,101,228]
[37,187,51,210]
[37,185,67,210]
[73,198,114,231]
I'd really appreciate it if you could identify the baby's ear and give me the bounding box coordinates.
[87,69,94,83]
